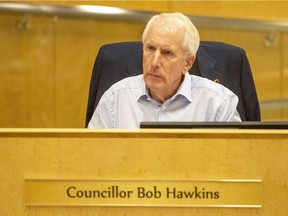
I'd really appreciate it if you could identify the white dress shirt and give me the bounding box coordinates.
[88,73,241,128]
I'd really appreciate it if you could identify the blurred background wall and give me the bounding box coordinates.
[1,1,288,128]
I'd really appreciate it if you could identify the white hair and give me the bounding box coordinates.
[142,12,200,56]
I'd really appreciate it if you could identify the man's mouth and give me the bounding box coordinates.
[147,72,162,79]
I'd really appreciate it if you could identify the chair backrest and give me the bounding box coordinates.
[86,41,261,127]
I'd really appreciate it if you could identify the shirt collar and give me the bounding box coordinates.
[137,75,151,102]
[173,72,192,103]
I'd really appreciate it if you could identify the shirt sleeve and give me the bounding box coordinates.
[218,93,242,122]
[87,94,115,128]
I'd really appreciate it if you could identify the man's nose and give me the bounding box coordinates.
[151,50,161,67]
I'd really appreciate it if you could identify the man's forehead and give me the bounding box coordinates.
[144,30,184,51]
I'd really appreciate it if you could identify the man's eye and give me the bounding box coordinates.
[147,45,156,51]
[162,50,173,56]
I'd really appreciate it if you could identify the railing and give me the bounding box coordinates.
[260,99,288,111]
[1,2,288,31]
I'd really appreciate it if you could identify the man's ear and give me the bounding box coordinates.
[183,54,195,74]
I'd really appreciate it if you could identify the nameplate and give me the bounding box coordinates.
[24,179,262,207]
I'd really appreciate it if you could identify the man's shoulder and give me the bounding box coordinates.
[190,74,237,99]
[111,74,143,89]
[103,74,144,97]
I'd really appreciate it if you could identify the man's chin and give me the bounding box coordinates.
[146,81,163,93]
[146,76,161,84]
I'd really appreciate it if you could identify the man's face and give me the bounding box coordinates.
[143,23,194,102]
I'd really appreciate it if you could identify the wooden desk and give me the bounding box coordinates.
[1,129,287,215]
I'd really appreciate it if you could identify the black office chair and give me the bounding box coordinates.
[86,41,261,127]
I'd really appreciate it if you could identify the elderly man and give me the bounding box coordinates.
[88,12,241,128]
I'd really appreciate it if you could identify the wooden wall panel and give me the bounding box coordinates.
[153,1,288,20]
[0,14,55,127]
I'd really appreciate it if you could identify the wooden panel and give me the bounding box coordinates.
[170,1,288,20]
[0,14,55,127]
[0,129,288,215]
[54,0,171,12]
